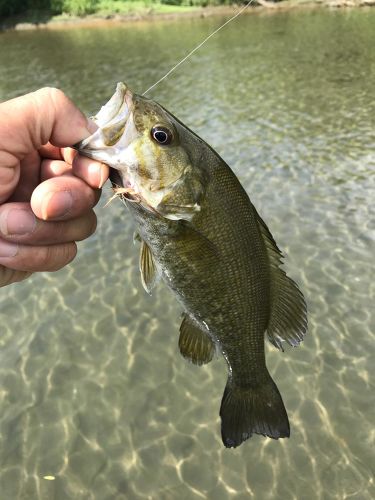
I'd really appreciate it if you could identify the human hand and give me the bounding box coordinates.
[0,87,109,287]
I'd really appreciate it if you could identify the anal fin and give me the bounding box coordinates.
[179,314,215,366]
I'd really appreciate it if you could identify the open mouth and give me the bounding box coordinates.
[94,82,130,128]
[74,82,152,210]
[74,82,133,164]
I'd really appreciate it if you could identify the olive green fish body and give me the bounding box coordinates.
[77,83,307,447]
[128,157,270,381]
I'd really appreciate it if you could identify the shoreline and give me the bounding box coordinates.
[1,0,374,32]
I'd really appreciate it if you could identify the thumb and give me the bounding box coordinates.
[0,87,95,202]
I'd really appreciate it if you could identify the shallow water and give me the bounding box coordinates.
[0,7,374,499]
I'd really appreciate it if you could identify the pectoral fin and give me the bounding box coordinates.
[179,314,215,366]
[139,240,159,295]
[178,220,220,260]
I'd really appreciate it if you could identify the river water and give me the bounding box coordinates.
[0,7,374,500]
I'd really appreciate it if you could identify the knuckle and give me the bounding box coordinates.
[38,87,65,103]
[0,266,17,287]
[0,266,30,287]
[74,212,97,242]
[30,87,66,147]
[58,243,77,270]
[85,212,97,238]
[40,158,53,181]
[47,220,66,243]
[93,189,101,207]
[38,245,55,270]
[42,243,76,271]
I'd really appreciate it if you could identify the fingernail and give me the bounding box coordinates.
[88,162,107,189]
[0,208,36,236]
[86,118,98,135]
[0,240,19,257]
[99,166,107,189]
[42,190,73,220]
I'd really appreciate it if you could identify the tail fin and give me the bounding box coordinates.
[220,373,290,448]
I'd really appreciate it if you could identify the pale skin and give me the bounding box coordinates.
[0,87,109,287]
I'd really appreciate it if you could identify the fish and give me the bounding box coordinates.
[76,82,307,448]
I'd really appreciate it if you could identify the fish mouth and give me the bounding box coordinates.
[74,82,134,166]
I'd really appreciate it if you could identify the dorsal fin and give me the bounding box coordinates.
[256,211,307,351]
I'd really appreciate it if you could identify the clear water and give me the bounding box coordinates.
[0,8,374,499]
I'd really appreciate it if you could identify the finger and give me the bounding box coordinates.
[0,266,32,287]
[10,150,42,202]
[0,159,20,204]
[38,143,63,160]
[0,87,97,156]
[0,88,96,203]
[0,203,97,245]
[61,147,77,165]
[38,145,77,165]
[0,239,77,272]
[41,150,107,188]
[40,162,102,207]
[30,175,99,221]
[41,159,71,181]
[72,154,109,189]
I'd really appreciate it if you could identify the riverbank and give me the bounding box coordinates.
[1,0,374,32]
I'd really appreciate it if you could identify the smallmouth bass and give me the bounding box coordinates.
[76,83,307,448]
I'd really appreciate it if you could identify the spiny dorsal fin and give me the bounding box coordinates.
[139,240,159,295]
[179,314,215,366]
[255,211,307,351]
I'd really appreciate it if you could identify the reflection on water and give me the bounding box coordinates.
[0,8,374,499]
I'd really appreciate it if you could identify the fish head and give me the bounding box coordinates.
[76,82,206,220]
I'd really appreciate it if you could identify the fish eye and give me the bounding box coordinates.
[151,126,173,145]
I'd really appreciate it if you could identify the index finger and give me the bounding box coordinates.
[72,154,109,189]
[0,88,97,159]
[39,145,78,165]
[0,88,98,202]
[39,144,108,189]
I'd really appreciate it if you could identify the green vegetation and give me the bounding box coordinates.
[0,0,239,20]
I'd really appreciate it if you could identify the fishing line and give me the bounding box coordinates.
[142,0,255,96]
